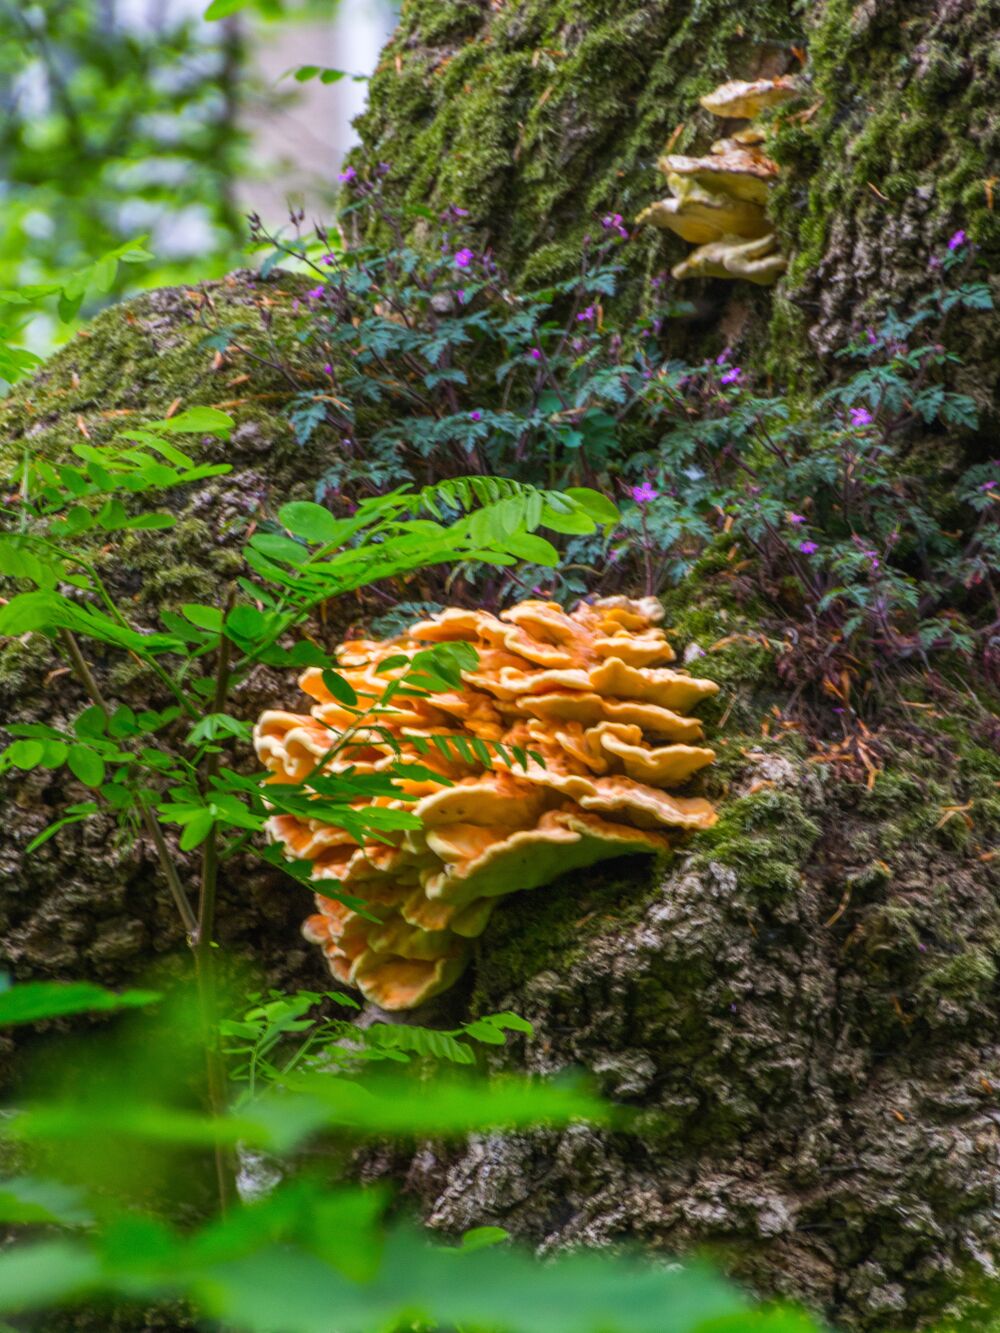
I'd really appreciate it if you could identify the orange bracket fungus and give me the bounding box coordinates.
[254,597,719,1011]
[637,76,799,285]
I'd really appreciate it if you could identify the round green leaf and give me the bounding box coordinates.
[277,502,343,545]
[7,740,44,770]
[67,746,105,788]
[181,604,223,632]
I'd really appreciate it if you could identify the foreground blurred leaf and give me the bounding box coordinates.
[290,1070,610,1137]
[11,1073,607,1154]
[0,1242,98,1312]
[0,981,160,1027]
[0,1178,92,1227]
[188,1232,756,1333]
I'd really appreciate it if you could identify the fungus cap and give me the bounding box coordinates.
[671,232,787,286]
[698,77,800,121]
[256,596,720,1009]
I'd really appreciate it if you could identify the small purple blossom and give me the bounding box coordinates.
[600,211,628,240]
[469,410,483,421]
[322,252,336,266]
[322,362,333,375]
[631,481,659,504]
[715,348,731,366]
[799,540,819,555]
[337,165,357,183]
[720,366,742,386]
[576,306,596,322]
[378,161,391,175]
[948,229,967,251]
[455,288,466,304]
[789,513,806,525]
[306,285,325,301]
[850,406,874,427]
[453,247,475,269]
[528,347,542,361]
[866,328,878,345]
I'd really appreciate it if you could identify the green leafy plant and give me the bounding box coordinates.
[0,397,616,1204]
[247,190,994,689]
[0,236,154,386]
[0,3,254,367]
[0,979,819,1333]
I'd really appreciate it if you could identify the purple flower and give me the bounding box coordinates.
[378,162,391,175]
[322,362,333,375]
[799,540,819,555]
[948,229,967,251]
[631,481,659,504]
[453,247,475,269]
[789,513,806,525]
[528,347,542,361]
[720,366,742,385]
[337,166,357,183]
[455,288,466,304]
[850,406,873,427]
[469,410,483,421]
[577,306,596,322]
[306,285,325,301]
[866,328,878,345]
[322,252,336,266]
[600,212,628,239]
[715,348,731,366]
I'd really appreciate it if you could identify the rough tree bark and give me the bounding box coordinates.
[1,2,998,1330]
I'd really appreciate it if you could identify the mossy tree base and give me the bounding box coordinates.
[0,274,997,1330]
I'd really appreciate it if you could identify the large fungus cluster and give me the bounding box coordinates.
[254,597,719,1010]
[638,76,799,285]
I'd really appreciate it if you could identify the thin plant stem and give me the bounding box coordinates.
[193,596,236,1215]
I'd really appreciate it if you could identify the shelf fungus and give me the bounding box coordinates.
[254,597,720,1011]
[637,76,799,286]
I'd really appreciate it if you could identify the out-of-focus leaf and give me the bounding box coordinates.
[0,1242,98,1313]
[0,1177,92,1227]
[0,981,159,1027]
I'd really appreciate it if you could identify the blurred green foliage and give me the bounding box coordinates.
[0,980,816,1332]
[0,0,250,359]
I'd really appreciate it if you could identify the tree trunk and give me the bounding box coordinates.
[1,2,998,1329]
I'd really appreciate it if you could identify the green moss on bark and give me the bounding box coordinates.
[360,0,1000,404]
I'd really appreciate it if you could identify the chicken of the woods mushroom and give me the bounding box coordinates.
[254,596,720,1010]
[638,76,800,285]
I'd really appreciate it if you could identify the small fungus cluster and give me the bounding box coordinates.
[638,76,799,285]
[254,597,719,1010]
